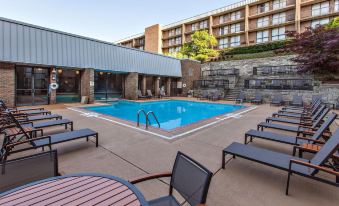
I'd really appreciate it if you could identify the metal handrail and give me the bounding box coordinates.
[137,109,149,127]
[146,111,160,130]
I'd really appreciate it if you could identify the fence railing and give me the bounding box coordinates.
[202,68,240,77]
[194,80,229,89]
[253,65,299,75]
[244,79,313,90]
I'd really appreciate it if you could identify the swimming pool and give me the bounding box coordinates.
[84,100,245,131]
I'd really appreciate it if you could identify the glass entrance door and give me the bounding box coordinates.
[16,67,50,106]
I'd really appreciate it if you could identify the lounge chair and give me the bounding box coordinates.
[147,90,154,98]
[0,100,51,116]
[278,100,321,115]
[130,152,213,206]
[235,91,246,104]
[246,113,337,148]
[210,91,221,101]
[18,114,62,123]
[0,99,44,112]
[0,150,59,193]
[270,94,283,106]
[251,92,263,104]
[289,95,303,107]
[199,90,209,100]
[282,97,319,111]
[222,128,339,195]
[257,111,334,135]
[272,101,322,119]
[160,90,170,98]
[137,90,149,99]
[336,97,339,110]
[266,105,328,126]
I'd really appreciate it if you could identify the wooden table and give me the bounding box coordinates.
[0,173,148,206]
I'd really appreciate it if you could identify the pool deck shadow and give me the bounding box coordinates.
[7,99,339,206]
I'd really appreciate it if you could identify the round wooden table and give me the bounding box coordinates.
[0,173,148,206]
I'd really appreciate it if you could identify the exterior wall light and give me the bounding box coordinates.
[75,70,80,75]
[58,69,63,74]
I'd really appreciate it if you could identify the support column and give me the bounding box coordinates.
[81,68,95,104]
[166,78,171,96]
[295,0,301,33]
[49,68,57,104]
[155,77,160,97]
[0,63,15,107]
[244,5,250,45]
[141,75,147,95]
[125,72,138,100]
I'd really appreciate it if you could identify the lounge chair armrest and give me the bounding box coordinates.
[295,136,325,144]
[129,172,172,184]
[5,136,52,149]
[290,159,339,176]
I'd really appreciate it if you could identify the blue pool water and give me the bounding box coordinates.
[84,100,245,131]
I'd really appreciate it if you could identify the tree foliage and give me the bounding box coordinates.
[179,30,218,62]
[325,17,339,29]
[280,24,339,74]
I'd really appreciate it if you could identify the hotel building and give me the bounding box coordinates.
[116,0,339,54]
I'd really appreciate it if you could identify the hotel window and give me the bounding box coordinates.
[200,20,208,29]
[231,11,241,21]
[139,39,144,45]
[335,0,339,11]
[256,30,269,43]
[230,23,241,33]
[311,18,330,28]
[219,26,229,35]
[273,0,287,10]
[175,47,181,52]
[257,16,270,28]
[272,27,285,41]
[169,48,175,53]
[169,38,175,46]
[272,12,286,25]
[219,15,228,24]
[169,30,175,37]
[258,2,269,13]
[192,23,199,31]
[312,2,329,16]
[218,38,229,49]
[175,37,182,45]
[138,46,144,50]
[230,36,241,47]
[175,28,181,35]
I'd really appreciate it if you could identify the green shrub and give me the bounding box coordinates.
[220,40,288,56]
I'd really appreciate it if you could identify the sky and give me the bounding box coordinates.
[0,0,240,42]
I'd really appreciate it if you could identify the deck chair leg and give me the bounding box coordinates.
[286,172,292,195]
[65,124,67,130]
[71,123,73,131]
[244,135,248,144]
[96,134,98,147]
[222,151,225,169]
[86,137,89,142]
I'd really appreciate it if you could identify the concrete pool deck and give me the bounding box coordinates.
[4,98,339,206]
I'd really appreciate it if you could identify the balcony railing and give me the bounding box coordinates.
[215,12,245,26]
[244,79,313,90]
[194,80,229,89]
[202,68,240,77]
[250,0,296,16]
[253,65,299,75]
[214,23,246,36]
[301,7,339,19]
[249,13,295,30]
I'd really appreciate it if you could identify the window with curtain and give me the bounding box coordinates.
[256,30,269,43]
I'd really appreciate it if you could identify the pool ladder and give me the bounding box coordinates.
[137,110,160,130]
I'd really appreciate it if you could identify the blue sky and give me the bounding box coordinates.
[0,0,239,42]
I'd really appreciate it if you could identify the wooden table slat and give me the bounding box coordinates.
[15,177,104,206]
[78,185,130,206]
[63,183,126,206]
[30,178,113,206]
[108,194,138,206]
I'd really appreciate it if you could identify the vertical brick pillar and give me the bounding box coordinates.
[166,77,171,96]
[49,68,57,104]
[81,68,95,104]
[0,63,15,107]
[124,72,138,100]
[141,75,147,95]
[154,77,160,97]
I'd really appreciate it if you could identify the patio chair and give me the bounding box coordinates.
[210,91,221,101]
[278,99,321,115]
[272,101,322,119]
[0,150,59,193]
[270,94,283,106]
[235,91,246,104]
[199,90,209,100]
[0,99,45,112]
[246,113,337,148]
[266,105,328,125]
[257,109,332,135]
[289,95,303,107]
[147,90,154,98]
[222,128,339,195]
[282,96,319,111]
[251,92,263,104]
[160,90,170,99]
[137,90,149,99]
[0,100,51,116]
[18,114,62,123]
[130,151,213,206]
[336,97,339,110]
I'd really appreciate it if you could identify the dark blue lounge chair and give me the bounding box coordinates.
[251,92,263,104]
[235,92,246,104]
[222,128,339,195]
[270,94,283,106]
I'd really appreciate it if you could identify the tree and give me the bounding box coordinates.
[179,30,218,62]
[325,17,339,29]
[280,25,339,74]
